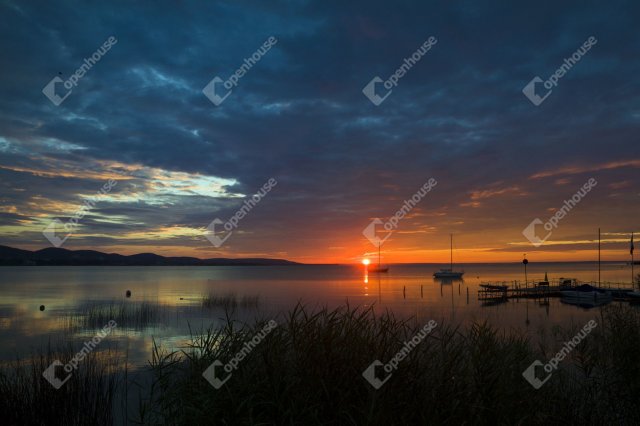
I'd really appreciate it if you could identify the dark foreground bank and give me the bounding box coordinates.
[2,303,640,425]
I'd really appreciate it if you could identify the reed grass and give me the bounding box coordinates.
[64,301,163,331]
[4,303,640,424]
[201,292,260,310]
[0,344,118,426]
[136,303,640,425]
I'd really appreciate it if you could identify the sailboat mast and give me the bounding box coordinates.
[378,243,381,268]
[598,228,601,288]
[450,234,453,269]
[632,232,635,288]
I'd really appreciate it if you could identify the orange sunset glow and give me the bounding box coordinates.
[2,2,640,424]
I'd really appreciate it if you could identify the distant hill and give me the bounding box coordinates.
[0,245,300,266]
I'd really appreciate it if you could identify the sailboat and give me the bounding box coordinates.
[369,243,388,273]
[560,284,612,302]
[434,234,464,279]
[558,228,611,306]
[626,232,640,300]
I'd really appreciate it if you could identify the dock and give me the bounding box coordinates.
[478,279,637,302]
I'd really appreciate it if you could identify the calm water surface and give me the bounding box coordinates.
[0,262,636,368]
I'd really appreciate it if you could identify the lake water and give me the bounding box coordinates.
[0,262,636,368]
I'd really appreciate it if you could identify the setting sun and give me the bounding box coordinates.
[362,259,370,265]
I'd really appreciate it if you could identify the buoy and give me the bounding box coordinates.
[125,290,131,298]
[39,305,45,311]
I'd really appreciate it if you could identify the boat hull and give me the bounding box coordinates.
[560,291,611,300]
[433,271,464,278]
[560,284,611,300]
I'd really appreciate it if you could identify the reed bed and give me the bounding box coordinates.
[64,300,164,331]
[3,303,640,424]
[0,345,118,426]
[201,292,260,310]
[136,303,640,425]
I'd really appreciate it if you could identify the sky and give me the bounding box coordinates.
[0,0,638,264]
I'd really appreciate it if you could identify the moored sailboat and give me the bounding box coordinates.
[434,234,464,279]
[369,244,388,273]
[560,284,611,301]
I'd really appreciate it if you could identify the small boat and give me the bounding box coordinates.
[434,269,464,279]
[434,276,459,285]
[369,244,388,273]
[434,234,464,279]
[560,284,611,300]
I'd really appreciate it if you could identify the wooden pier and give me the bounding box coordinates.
[478,279,637,302]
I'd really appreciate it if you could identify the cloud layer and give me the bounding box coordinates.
[0,0,638,262]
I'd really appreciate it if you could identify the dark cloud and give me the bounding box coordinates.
[0,0,638,261]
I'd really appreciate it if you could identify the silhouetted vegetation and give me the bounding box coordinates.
[201,292,260,310]
[0,345,118,426]
[64,301,164,331]
[3,303,640,425]
[136,303,640,425]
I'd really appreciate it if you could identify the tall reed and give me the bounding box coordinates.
[0,344,118,426]
[135,303,640,425]
[64,301,163,331]
[5,303,640,424]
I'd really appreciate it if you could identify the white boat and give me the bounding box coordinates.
[560,284,611,301]
[434,234,464,279]
[434,269,463,279]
